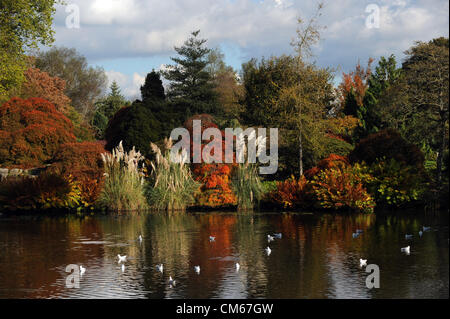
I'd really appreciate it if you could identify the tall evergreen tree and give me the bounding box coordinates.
[140,70,165,102]
[362,55,402,135]
[162,30,219,120]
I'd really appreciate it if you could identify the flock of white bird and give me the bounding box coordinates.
[358,225,433,269]
[77,225,434,286]
[77,231,285,287]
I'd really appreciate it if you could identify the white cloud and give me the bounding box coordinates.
[105,70,145,100]
[52,0,448,88]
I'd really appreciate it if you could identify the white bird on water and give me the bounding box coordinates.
[80,265,86,275]
[401,246,411,255]
[267,235,274,242]
[423,226,431,232]
[274,233,282,239]
[419,231,423,237]
[169,276,176,286]
[405,234,413,240]
[236,263,240,271]
[209,236,216,242]
[121,264,125,272]
[117,254,127,263]
[138,235,143,243]
[360,259,367,267]
[157,264,164,273]
[194,266,201,274]
[266,247,272,256]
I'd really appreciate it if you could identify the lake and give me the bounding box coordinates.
[0,210,448,299]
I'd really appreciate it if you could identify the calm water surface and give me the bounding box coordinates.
[0,211,448,299]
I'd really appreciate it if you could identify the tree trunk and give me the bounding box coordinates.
[436,116,447,185]
[299,131,303,177]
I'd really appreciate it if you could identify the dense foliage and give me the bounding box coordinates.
[92,81,129,139]
[0,173,83,211]
[349,129,425,172]
[0,97,76,167]
[51,141,106,206]
[0,0,57,97]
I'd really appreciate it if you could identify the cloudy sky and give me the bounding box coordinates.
[51,0,449,99]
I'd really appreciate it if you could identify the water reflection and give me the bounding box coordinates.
[0,211,448,299]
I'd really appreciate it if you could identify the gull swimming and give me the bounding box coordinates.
[209,236,216,242]
[267,235,274,242]
[401,246,411,254]
[423,226,431,232]
[405,234,413,239]
[274,233,282,239]
[169,276,176,286]
[157,264,164,273]
[266,247,272,256]
[138,235,143,243]
[194,266,201,274]
[360,259,367,267]
[121,264,125,272]
[236,263,240,271]
[419,231,423,237]
[352,233,360,238]
[80,265,86,275]
[117,254,127,263]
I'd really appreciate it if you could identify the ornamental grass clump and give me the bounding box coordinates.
[98,141,147,211]
[146,138,200,212]
[231,131,264,211]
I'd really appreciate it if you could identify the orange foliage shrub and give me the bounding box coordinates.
[0,97,76,168]
[193,163,236,207]
[184,115,236,207]
[304,154,349,179]
[51,141,106,205]
[310,166,375,213]
[268,176,313,209]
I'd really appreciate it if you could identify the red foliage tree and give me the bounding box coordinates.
[0,97,76,168]
[337,59,374,109]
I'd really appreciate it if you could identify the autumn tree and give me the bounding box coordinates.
[18,67,71,114]
[15,67,95,142]
[0,97,76,167]
[0,0,58,98]
[35,47,107,120]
